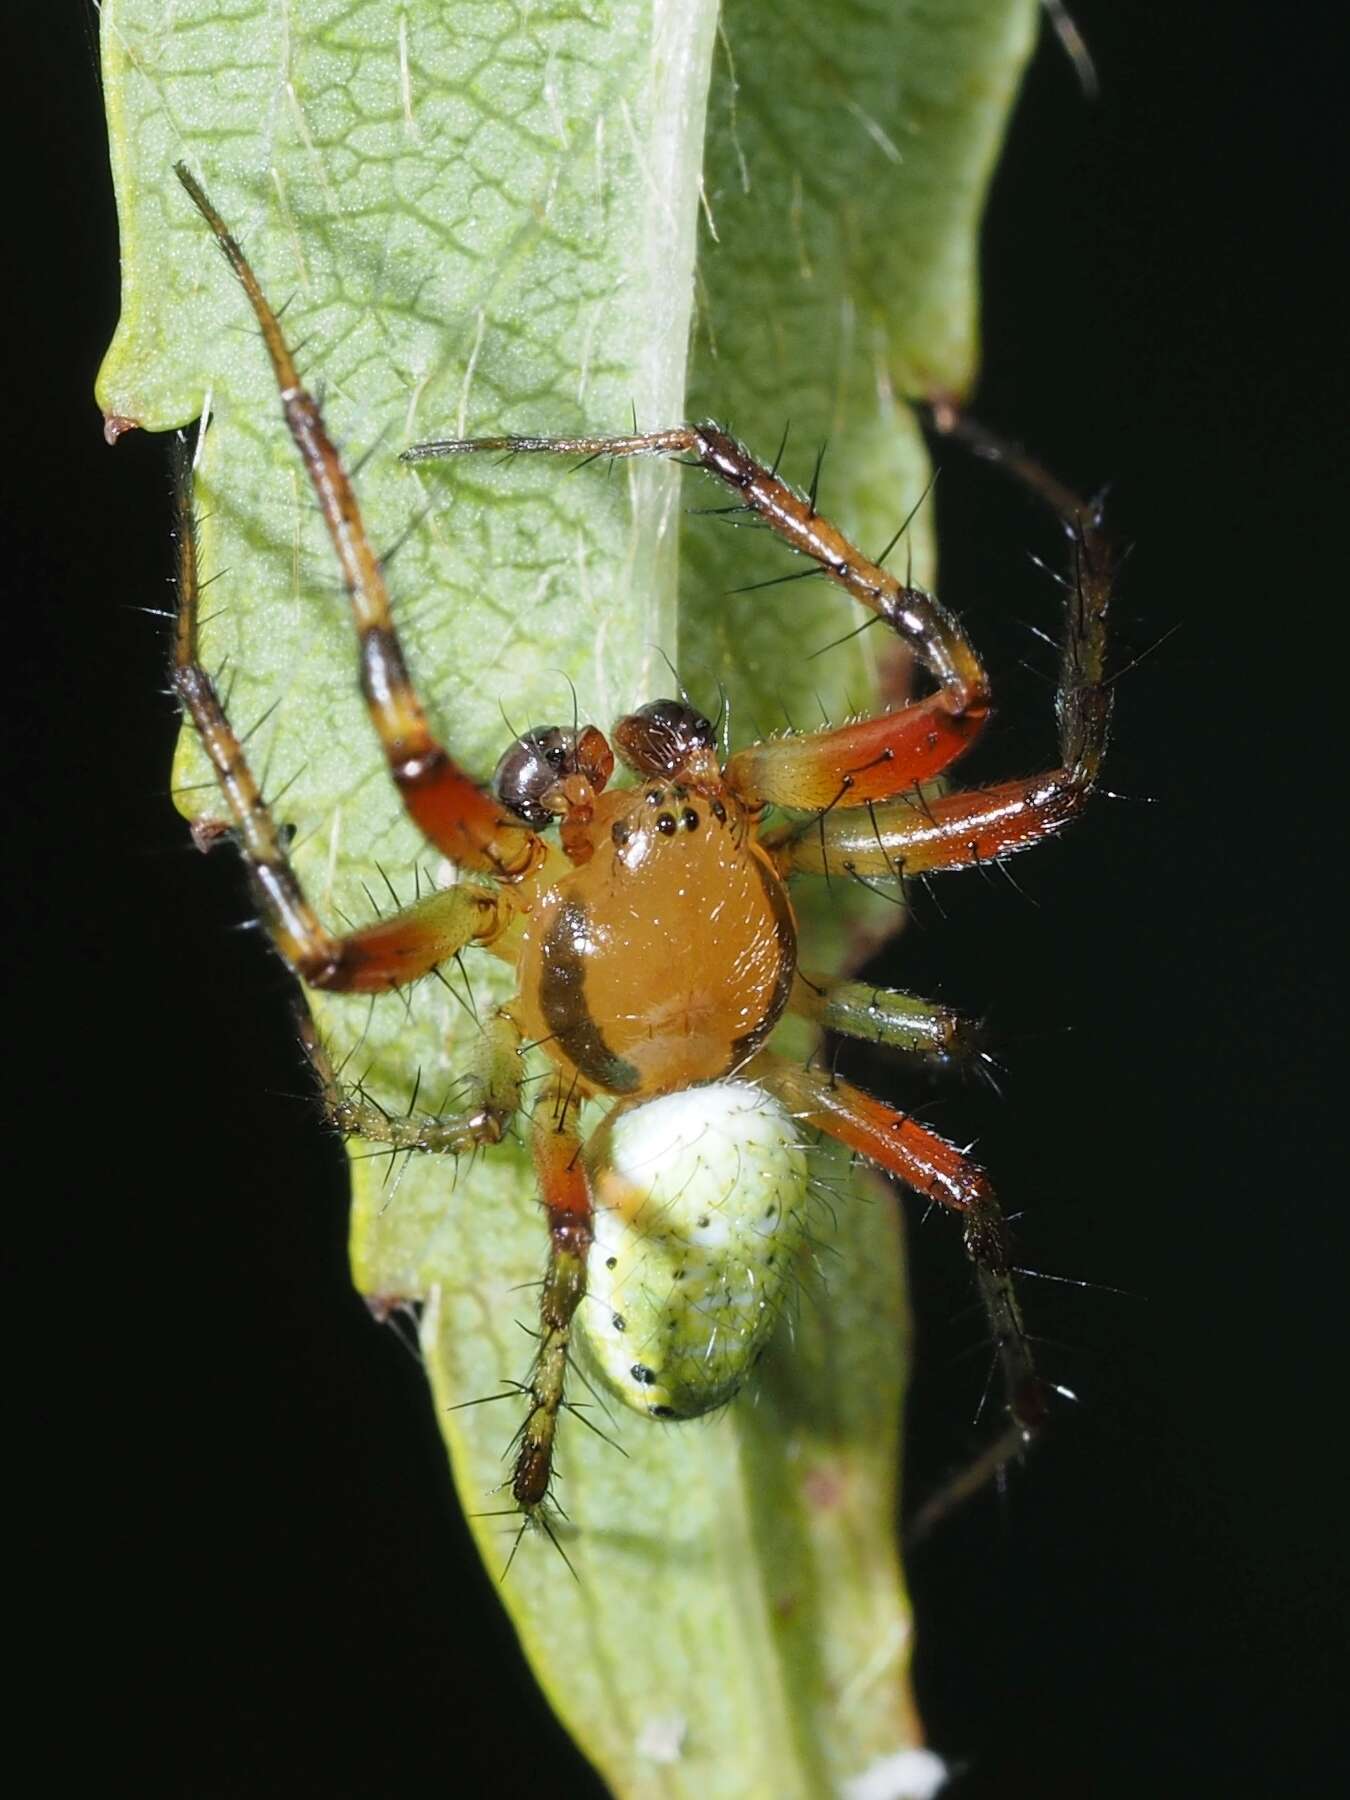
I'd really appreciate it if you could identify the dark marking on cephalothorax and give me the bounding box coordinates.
[727,853,798,1067]
[538,899,641,1093]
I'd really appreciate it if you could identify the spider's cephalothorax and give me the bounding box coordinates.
[172,165,1114,1538]
[502,700,796,1102]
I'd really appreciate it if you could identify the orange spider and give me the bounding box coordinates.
[172,165,1112,1534]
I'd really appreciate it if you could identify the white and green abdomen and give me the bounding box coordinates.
[580,1083,810,1419]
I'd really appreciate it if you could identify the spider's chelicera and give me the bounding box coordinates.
[172,166,1113,1539]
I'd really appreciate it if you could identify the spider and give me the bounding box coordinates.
[172,164,1112,1536]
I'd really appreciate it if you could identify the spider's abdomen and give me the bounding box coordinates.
[579,1085,811,1419]
[515,785,796,1098]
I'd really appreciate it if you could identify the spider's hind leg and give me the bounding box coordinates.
[303,1007,524,1158]
[779,421,1114,884]
[170,440,509,996]
[511,1080,594,1517]
[757,1050,1050,1537]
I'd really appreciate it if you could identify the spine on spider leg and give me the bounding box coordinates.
[513,1097,593,1513]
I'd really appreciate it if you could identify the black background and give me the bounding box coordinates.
[12,4,1340,1795]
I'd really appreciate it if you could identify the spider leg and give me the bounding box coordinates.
[171,442,508,993]
[402,423,992,804]
[778,431,1113,879]
[757,1052,1044,1515]
[512,1080,593,1514]
[306,1009,523,1155]
[174,165,540,881]
[790,971,979,1068]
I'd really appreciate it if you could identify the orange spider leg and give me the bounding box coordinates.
[724,701,986,813]
[512,1083,594,1513]
[779,438,1112,882]
[780,768,1090,881]
[171,442,510,995]
[402,422,993,808]
[174,164,539,882]
[758,1053,1044,1527]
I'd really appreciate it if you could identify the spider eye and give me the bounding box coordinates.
[492,725,614,826]
[613,698,716,777]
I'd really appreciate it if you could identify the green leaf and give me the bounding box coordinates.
[99,2,1036,1794]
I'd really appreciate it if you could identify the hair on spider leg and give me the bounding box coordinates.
[871,467,941,571]
[377,501,435,573]
[765,416,793,481]
[346,419,394,482]
[556,1394,629,1461]
[805,437,829,516]
[372,860,406,911]
[810,689,836,732]
[358,880,385,921]
[805,611,885,662]
[424,960,482,1031]
[725,562,827,598]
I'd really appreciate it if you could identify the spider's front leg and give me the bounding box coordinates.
[170,443,512,1002]
[403,423,994,805]
[777,425,1113,883]
[174,165,540,883]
